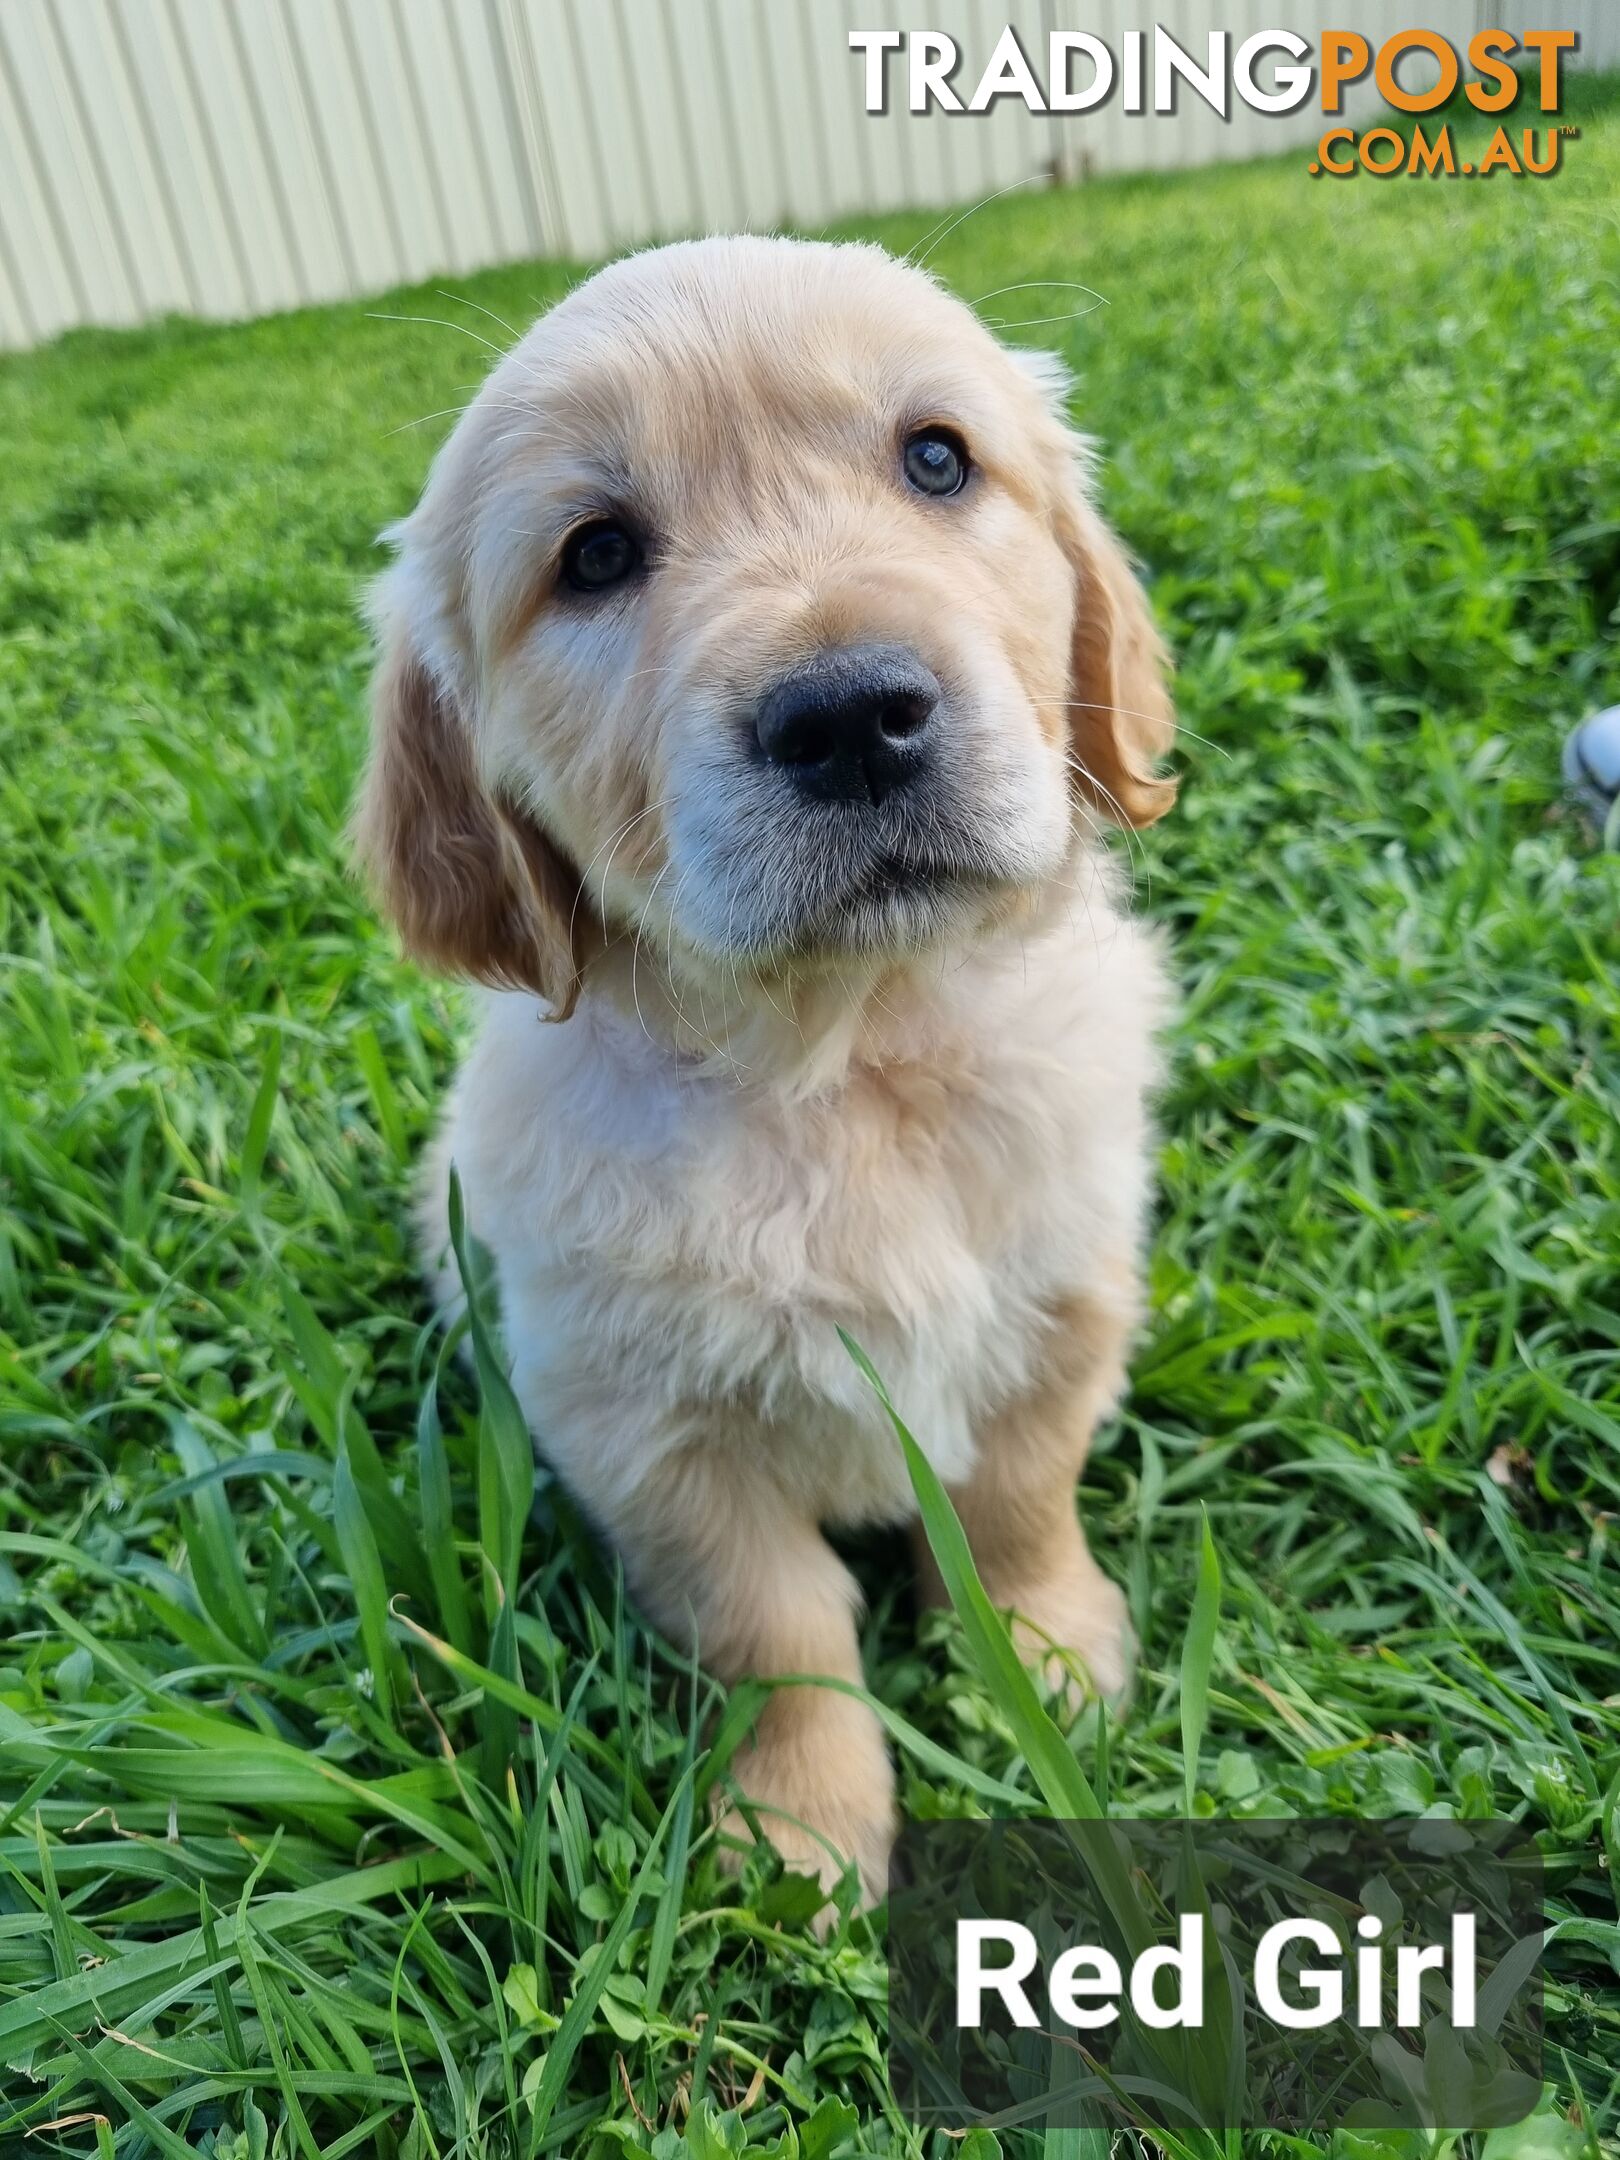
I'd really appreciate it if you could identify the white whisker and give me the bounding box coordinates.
[432,287,525,346]
[981,302,1110,331]
[364,311,545,390]
[971,279,1109,312]
[908,176,1044,272]
[1033,696,1227,758]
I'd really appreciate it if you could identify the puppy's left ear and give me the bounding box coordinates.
[351,591,586,1017]
[1058,493,1178,829]
[1007,345,1177,829]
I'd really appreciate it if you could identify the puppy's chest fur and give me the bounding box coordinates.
[435,922,1161,1526]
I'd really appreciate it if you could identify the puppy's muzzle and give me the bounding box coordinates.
[755,644,940,807]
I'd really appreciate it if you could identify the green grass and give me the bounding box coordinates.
[4,78,1620,2159]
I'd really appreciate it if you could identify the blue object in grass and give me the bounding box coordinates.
[1564,705,1620,830]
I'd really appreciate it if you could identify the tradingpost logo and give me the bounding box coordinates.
[850,26,1580,179]
[1310,27,1576,178]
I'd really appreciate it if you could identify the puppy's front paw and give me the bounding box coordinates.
[716,1689,895,1921]
[1006,1554,1135,1710]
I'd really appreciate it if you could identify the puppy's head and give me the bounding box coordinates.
[354,236,1174,1018]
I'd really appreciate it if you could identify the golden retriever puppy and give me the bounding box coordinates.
[354,235,1175,1907]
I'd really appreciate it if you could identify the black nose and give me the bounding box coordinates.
[755,644,940,805]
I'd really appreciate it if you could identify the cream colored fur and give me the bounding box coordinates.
[354,234,1177,1911]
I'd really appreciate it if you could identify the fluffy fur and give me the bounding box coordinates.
[354,235,1176,1907]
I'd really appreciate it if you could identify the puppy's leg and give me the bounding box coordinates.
[915,1291,1135,1703]
[597,1441,895,1909]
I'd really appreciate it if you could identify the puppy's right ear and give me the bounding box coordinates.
[351,623,584,1017]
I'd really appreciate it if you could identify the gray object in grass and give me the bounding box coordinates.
[1564,705,1620,835]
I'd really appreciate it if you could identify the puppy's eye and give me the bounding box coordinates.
[561,520,641,593]
[902,428,969,498]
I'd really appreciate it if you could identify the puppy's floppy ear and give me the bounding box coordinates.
[351,613,585,1017]
[1005,344,1177,829]
[1059,494,1177,829]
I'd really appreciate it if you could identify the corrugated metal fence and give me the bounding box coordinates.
[0,0,1613,350]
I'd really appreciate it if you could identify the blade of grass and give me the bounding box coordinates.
[524,1765,695,2143]
[416,1355,474,1656]
[393,1608,647,1816]
[642,1740,695,2019]
[481,1598,520,1788]
[40,2017,199,2160]
[278,1275,431,1606]
[332,1440,400,1724]
[238,1030,283,1211]
[841,1331,1150,1954]
[233,1909,322,2160]
[352,1017,407,1163]
[197,1880,247,2073]
[446,1167,536,1615]
[1181,1508,1222,1814]
[172,1418,269,1660]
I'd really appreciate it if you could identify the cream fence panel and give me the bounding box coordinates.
[1493,0,1620,69]
[0,0,1603,349]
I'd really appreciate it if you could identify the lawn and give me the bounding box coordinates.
[3,78,1619,2160]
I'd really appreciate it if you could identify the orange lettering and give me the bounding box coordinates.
[1519,30,1575,111]
[1408,123,1457,175]
[1375,30,1459,114]
[1320,32,1371,114]
[1360,126,1408,175]
[1465,29,1518,113]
